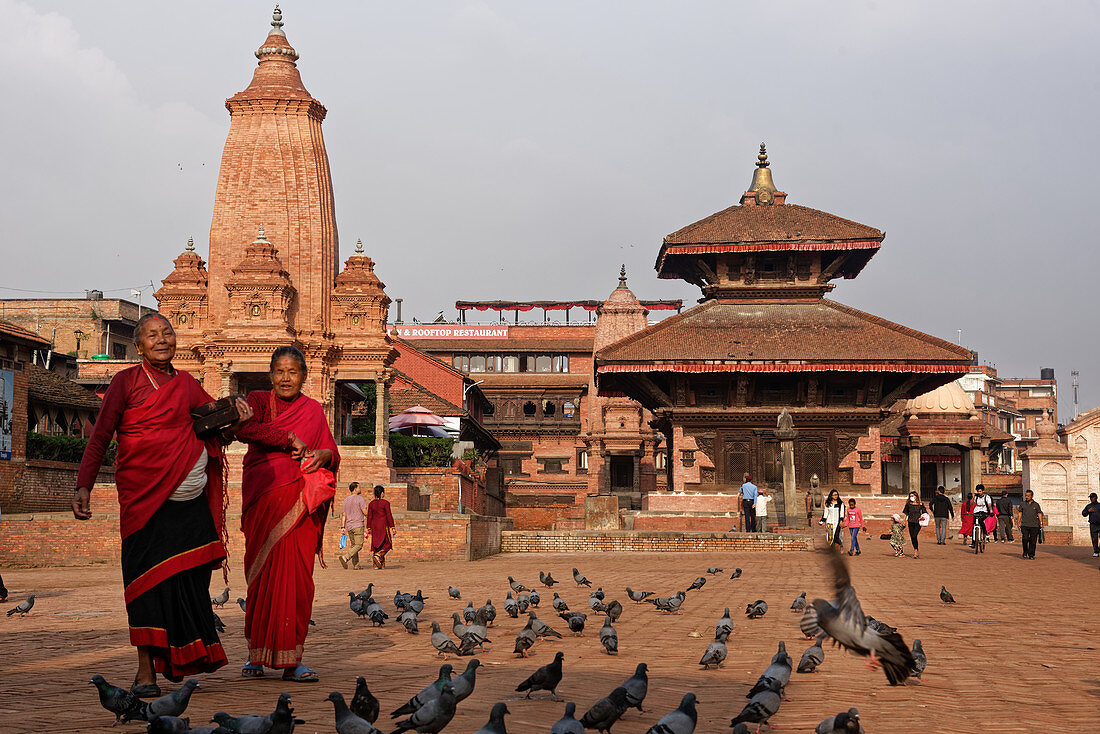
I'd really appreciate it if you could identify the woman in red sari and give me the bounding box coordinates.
[236,346,338,682]
[959,491,976,543]
[366,485,396,568]
[73,313,251,696]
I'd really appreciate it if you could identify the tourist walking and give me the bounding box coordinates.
[339,482,367,569]
[820,489,845,550]
[754,488,772,533]
[930,486,954,544]
[1015,489,1045,560]
[844,498,865,556]
[995,490,1014,543]
[1082,492,1100,557]
[73,313,250,695]
[959,491,976,544]
[971,484,994,549]
[900,491,928,559]
[739,474,759,533]
[889,513,907,557]
[236,346,339,682]
[366,485,396,568]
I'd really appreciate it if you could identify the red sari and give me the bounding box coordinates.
[366,497,395,568]
[238,391,338,669]
[77,362,228,677]
[960,498,976,537]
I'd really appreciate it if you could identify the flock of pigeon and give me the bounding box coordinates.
[74,548,953,732]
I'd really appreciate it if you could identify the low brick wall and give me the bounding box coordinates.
[1,459,114,513]
[632,514,739,532]
[501,530,815,553]
[643,492,742,513]
[0,508,513,568]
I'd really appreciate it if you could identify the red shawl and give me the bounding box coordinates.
[113,371,226,547]
[241,392,340,515]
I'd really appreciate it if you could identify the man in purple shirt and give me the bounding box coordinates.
[339,482,368,569]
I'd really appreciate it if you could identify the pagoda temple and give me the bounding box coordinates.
[595,145,973,525]
[155,8,394,482]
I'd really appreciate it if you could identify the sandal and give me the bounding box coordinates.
[242,663,265,678]
[282,664,318,682]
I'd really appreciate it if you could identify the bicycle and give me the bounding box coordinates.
[972,512,989,553]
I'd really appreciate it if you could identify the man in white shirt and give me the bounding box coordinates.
[755,489,772,533]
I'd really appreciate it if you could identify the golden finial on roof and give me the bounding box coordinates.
[185,236,194,252]
[756,143,769,168]
[746,142,777,203]
[619,264,628,288]
[355,238,364,254]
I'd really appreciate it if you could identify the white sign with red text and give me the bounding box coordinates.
[393,324,509,340]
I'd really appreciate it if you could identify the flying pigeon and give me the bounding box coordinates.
[391,665,453,718]
[798,634,826,673]
[580,687,630,733]
[599,615,618,655]
[6,595,35,617]
[348,677,379,724]
[508,576,530,594]
[451,659,481,703]
[572,568,592,587]
[730,677,783,730]
[706,567,724,575]
[472,702,509,734]
[745,600,768,619]
[699,630,729,669]
[800,550,917,685]
[326,691,383,734]
[911,639,927,681]
[790,591,807,613]
[729,568,743,579]
[747,642,792,696]
[540,571,559,587]
[816,707,863,733]
[147,679,199,719]
[626,587,654,603]
[390,683,457,734]
[619,662,649,712]
[516,650,564,700]
[715,607,733,638]
[687,577,706,592]
[211,587,230,608]
[448,586,461,600]
[90,674,147,725]
[429,622,461,660]
[645,693,697,734]
[550,702,585,734]
[940,586,956,604]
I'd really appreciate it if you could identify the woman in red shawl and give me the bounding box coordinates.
[73,313,251,697]
[366,485,396,568]
[959,491,976,543]
[236,346,338,682]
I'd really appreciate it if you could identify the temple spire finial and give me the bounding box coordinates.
[756,142,769,168]
[186,236,195,252]
[269,4,285,36]
[618,264,628,288]
[256,224,266,240]
[355,238,364,254]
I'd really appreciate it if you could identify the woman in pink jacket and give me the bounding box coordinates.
[844,498,866,556]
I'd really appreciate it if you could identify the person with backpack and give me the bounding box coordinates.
[971,484,995,549]
[930,486,954,545]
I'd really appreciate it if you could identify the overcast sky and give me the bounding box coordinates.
[3,1,1097,417]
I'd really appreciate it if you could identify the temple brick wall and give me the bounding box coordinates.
[1,460,103,513]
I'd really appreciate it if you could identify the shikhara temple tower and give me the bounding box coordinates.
[596,145,973,523]
[156,7,394,479]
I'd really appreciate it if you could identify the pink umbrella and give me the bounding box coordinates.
[388,405,447,432]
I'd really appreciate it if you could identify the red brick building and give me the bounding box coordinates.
[0,293,147,361]
[595,146,973,525]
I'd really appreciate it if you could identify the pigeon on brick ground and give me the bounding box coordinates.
[550,702,584,734]
[729,568,742,579]
[530,589,541,607]
[572,568,592,587]
[816,707,864,733]
[390,683,457,734]
[798,634,826,673]
[716,607,733,638]
[745,600,768,619]
[508,576,529,594]
[448,586,461,600]
[211,587,230,607]
[605,600,623,623]
[463,601,477,623]
[90,674,147,726]
[349,592,368,618]
[6,595,35,617]
[580,687,630,734]
[540,571,558,587]
[600,615,618,655]
[146,715,191,734]
[478,599,496,626]
[940,586,956,604]
[326,691,383,734]
[504,592,519,618]
[528,610,563,638]
[699,630,729,669]
[398,608,419,634]
[391,665,453,718]
[355,584,374,602]
[619,662,649,713]
[800,550,917,686]
[350,677,380,723]
[747,642,792,696]
[147,679,199,718]
[706,567,723,575]
[626,587,654,603]
[645,693,697,734]
[560,611,586,636]
[911,639,927,681]
[452,659,481,703]
[730,678,783,730]
[791,591,807,613]
[516,650,564,700]
[429,622,461,660]
[365,598,388,626]
[213,611,226,633]
[687,577,706,592]
[472,702,509,734]
[235,598,247,613]
[552,593,569,613]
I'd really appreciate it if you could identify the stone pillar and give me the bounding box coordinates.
[601,451,611,495]
[775,410,799,528]
[907,445,921,498]
[968,447,982,494]
[374,377,385,447]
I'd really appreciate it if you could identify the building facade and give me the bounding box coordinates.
[0,293,146,362]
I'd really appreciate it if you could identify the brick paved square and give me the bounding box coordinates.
[0,538,1096,733]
